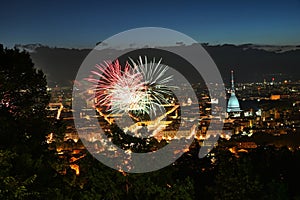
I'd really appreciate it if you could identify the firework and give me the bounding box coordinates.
[86,60,145,113]
[129,56,174,114]
[86,56,174,115]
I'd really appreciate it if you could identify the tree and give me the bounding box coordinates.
[0,46,49,149]
[212,151,263,200]
[76,154,195,200]
[0,46,60,199]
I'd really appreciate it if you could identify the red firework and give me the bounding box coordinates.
[86,59,144,113]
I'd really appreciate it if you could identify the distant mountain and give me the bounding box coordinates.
[15,43,48,53]
[239,44,300,53]
[28,46,90,87]
[21,43,300,87]
[202,44,300,83]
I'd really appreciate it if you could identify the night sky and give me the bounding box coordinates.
[1,0,300,48]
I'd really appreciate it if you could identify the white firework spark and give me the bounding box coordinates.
[86,56,174,116]
[129,56,174,115]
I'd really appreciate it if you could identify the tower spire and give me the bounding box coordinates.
[227,69,241,114]
[231,70,235,93]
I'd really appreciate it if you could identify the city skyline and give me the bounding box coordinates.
[1,0,300,48]
[1,8,300,197]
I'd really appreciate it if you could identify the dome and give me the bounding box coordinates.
[227,70,241,113]
[227,93,241,112]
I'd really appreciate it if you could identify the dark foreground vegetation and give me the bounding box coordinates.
[1,46,300,200]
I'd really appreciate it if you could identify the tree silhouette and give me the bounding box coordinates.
[0,46,60,199]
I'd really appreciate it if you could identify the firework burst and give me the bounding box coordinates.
[129,56,174,114]
[86,60,145,113]
[86,56,174,115]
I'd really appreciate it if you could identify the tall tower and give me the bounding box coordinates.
[231,70,235,93]
[227,70,241,113]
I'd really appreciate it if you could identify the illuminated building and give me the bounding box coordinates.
[227,70,242,117]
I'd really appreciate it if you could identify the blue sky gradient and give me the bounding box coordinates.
[1,0,300,48]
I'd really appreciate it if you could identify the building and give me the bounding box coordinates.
[227,70,242,117]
